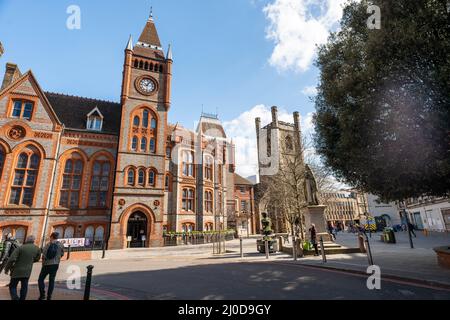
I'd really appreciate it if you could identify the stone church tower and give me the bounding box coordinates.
[109,13,172,248]
[255,106,304,233]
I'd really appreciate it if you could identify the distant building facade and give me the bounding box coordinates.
[366,194,400,227]
[322,190,368,226]
[229,173,258,237]
[402,196,450,232]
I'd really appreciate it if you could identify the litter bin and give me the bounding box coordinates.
[383,227,396,244]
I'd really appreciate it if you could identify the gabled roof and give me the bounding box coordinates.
[87,106,104,118]
[0,70,62,126]
[45,92,121,135]
[234,173,254,186]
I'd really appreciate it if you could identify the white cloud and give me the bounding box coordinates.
[263,0,348,73]
[223,105,315,178]
[301,85,318,96]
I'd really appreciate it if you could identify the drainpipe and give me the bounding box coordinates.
[40,128,63,248]
[105,101,124,250]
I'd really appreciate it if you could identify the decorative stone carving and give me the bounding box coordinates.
[8,126,26,141]
[304,164,320,205]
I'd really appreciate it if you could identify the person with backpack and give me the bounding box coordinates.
[0,233,20,274]
[38,232,65,300]
[4,235,41,300]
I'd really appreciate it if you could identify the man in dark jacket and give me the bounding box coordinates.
[309,224,319,256]
[38,232,65,300]
[408,222,417,237]
[4,235,41,300]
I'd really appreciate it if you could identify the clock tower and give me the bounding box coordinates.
[109,12,173,249]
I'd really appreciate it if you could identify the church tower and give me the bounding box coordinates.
[109,11,173,249]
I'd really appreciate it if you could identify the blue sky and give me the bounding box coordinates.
[0,0,346,176]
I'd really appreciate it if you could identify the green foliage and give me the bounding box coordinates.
[314,0,450,202]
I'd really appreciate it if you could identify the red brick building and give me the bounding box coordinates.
[0,15,239,249]
[229,174,259,237]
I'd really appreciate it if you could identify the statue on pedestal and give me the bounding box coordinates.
[304,164,320,206]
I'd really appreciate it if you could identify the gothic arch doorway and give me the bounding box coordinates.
[127,211,148,247]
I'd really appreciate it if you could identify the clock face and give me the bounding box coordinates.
[139,78,155,93]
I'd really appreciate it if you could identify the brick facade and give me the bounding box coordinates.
[0,16,240,249]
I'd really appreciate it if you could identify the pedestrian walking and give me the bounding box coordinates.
[38,232,65,300]
[309,224,319,256]
[4,235,41,300]
[408,222,417,238]
[327,222,336,241]
[0,233,20,274]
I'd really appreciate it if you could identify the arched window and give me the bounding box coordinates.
[159,65,163,73]
[134,60,138,68]
[1,226,27,244]
[141,137,147,152]
[182,188,195,211]
[149,138,156,153]
[166,147,171,159]
[182,223,195,233]
[127,168,135,186]
[205,222,214,232]
[133,116,140,127]
[150,63,154,71]
[138,169,145,185]
[144,61,149,70]
[0,146,5,179]
[148,170,156,187]
[85,226,94,239]
[59,154,84,208]
[139,60,143,69]
[204,156,213,181]
[64,226,75,239]
[154,64,158,72]
[182,151,194,177]
[95,226,104,240]
[89,160,111,208]
[151,118,157,129]
[143,110,149,128]
[132,136,138,151]
[205,191,213,213]
[9,147,40,206]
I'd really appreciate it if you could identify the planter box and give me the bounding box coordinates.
[434,246,450,269]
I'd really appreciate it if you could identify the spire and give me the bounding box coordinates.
[136,8,162,50]
[166,44,173,60]
[126,35,133,51]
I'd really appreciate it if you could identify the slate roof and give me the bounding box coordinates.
[45,92,121,135]
[138,19,162,48]
[234,173,254,186]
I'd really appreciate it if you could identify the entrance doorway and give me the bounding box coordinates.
[127,211,148,247]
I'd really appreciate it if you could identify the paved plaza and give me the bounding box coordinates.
[0,235,449,300]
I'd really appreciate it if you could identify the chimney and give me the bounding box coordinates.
[1,63,22,90]
[271,106,279,128]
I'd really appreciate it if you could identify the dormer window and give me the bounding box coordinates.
[86,107,104,131]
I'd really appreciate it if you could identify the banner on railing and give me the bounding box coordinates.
[60,238,86,248]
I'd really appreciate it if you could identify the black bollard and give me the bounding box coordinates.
[83,265,94,301]
[67,245,71,260]
[102,242,106,259]
[240,237,243,258]
[364,233,374,265]
[320,236,327,263]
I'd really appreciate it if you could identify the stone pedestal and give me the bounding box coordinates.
[304,205,332,241]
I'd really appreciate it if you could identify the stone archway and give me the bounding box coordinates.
[127,211,148,247]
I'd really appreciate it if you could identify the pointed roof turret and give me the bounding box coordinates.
[136,8,162,51]
[126,35,133,51]
[166,44,173,60]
